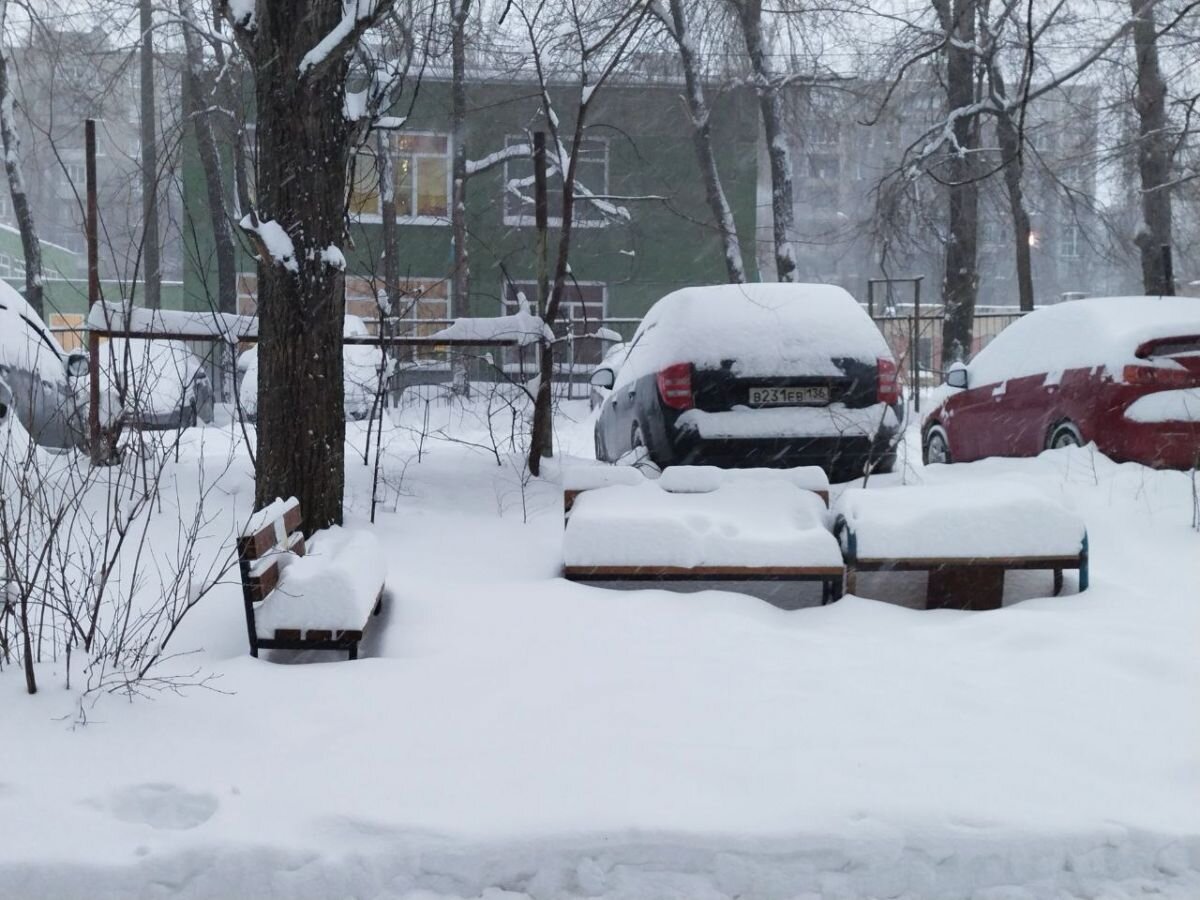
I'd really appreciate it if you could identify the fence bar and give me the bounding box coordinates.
[86,119,101,459]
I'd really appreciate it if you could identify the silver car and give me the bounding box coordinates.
[0,288,92,450]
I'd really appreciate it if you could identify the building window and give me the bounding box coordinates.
[807,154,840,181]
[349,132,450,222]
[503,136,610,228]
[61,162,86,190]
[1061,224,1082,260]
[810,123,840,146]
[0,254,10,277]
[503,280,606,368]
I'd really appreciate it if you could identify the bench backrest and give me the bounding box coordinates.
[237,498,305,603]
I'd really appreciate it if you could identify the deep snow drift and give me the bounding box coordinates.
[1,392,1198,900]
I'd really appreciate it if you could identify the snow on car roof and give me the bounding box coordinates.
[0,280,68,382]
[968,295,1200,387]
[612,283,889,387]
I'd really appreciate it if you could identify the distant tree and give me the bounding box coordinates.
[650,0,746,283]
[1129,0,1175,295]
[726,0,797,282]
[0,0,43,318]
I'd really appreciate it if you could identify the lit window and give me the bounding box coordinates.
[349,132,450,221]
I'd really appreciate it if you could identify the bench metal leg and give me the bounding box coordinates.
[1053,568,1064,596]
[348,643,358,661]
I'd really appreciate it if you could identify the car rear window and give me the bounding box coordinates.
[614,283,889,390]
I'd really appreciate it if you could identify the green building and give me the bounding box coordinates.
[183,73,759,356]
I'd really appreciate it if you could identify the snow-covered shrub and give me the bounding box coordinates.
[0,408,238,700]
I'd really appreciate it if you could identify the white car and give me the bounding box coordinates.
[237,316,386,421]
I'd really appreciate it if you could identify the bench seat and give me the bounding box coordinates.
[834,482,1089,609]
[563,466,842,602]
[254,526,386,639]
[238,499,386,659]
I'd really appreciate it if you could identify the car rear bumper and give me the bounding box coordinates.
[1110,421,1200,470]
[671,433,898,477]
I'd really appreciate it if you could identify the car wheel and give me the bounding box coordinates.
[1047,420,1082,450]
[923,424,952,465]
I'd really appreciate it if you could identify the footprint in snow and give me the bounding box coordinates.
[106,783,218,831]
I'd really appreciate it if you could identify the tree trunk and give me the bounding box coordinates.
[734,0,795,282]
[249,2,355,532]
[377,130,400,316]
[450,0,472,393]
[1130,0,1173,295]
[528,131,551,475]
[936,0,981,363]
[140,0,161,309]
[989,65,1034,312]
[0,51,44,319]
[180,6,237,315]
[668,0,744,284]
[529,113,588,475]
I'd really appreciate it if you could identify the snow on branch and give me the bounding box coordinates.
[466,143,531,177]
[239,213,298,272]
[298,0,393,79]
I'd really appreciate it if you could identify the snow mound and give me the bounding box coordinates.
[429,310,553,347]
[835,481,1087,560]
[564,478,840,569]
[966,295,1200,387]
[87,299,257,341]
[614,283,890,389]
[254,525,385,637]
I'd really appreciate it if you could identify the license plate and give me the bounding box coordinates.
[748,385,829,406]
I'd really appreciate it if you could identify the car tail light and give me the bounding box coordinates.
[877,357,901,404]
[1121,364,1198,389]
[656,362,694,410]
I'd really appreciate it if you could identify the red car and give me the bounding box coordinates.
[923,296,1200,470]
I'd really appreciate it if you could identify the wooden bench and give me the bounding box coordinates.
[833,484,1089,611]
[237,498,385,660]
[562,466,844,604]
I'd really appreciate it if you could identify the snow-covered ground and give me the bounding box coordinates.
[2,391,1199,899]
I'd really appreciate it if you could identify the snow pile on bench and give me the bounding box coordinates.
[564,475,840,569]
[835,482,1086,560]
[240,496,298,541]
[563,465,645,492]
[253,525,385,638]
[87,300,258,342]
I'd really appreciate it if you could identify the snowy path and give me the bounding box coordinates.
[2,402,1198,899]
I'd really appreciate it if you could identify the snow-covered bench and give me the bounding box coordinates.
[563,465,844,603]
[833,483,1089,611]
[237,498,386,660]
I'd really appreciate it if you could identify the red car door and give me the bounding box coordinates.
[943,378,1005,461]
